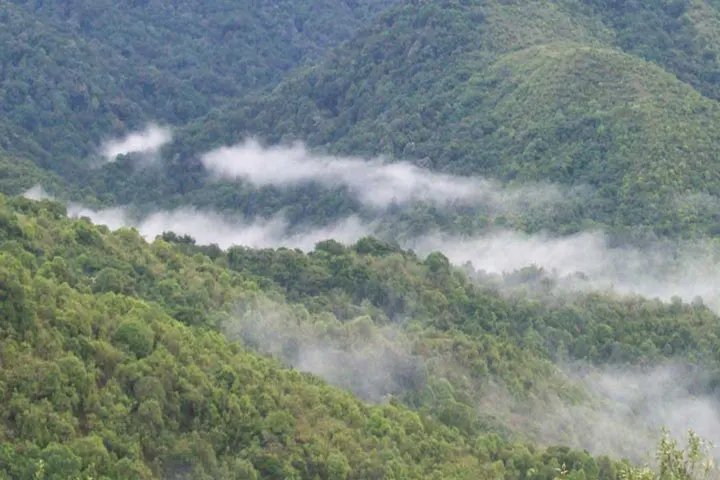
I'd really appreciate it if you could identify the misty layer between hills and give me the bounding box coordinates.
[200,138,568,212]
[28,129,720,311]
[19,128,720,464]
[23,181,720,314]
[220,299,720,464]
[100,123,173,162]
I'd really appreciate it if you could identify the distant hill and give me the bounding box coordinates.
[0,0,397,180]
[9,0,720,237]
[6,0,397,98]
[119,0,720,238]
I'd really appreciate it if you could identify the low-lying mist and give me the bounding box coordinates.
[100,123,173,162]
[189,138,720,309]
[21,185,374,251]
[25,183,720,313]
[76,205,373,251]
[221,300,720,463]
[200,138,572,213]
[409,230,720,311]
[224,300,423,404]
[484,360,720,463]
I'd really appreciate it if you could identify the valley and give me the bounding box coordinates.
[2,0,720,478]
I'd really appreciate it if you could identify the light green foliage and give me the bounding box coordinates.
[1,194,719,478]
[0,194,622,478]
[614,430,715,480]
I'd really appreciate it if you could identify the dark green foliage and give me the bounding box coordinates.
[7,0,720,239]
[114,317,155,358]
[0,0,398,180]
[116,0,720,238]
[0,150,67,198]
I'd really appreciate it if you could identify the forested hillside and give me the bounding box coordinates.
[2,193,720,478]
[103,0,720,238]
[8,0,720,238]
[3,0,720,478]
[0,0,397,179]
[0,194,617,478]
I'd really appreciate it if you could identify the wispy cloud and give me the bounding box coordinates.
[200,138,567,211]
[223,297,720,463]
[19,184,720,311]
[75,205,720,311]
[67,204,373,252]
[21,184,371,250]
[21,184,53,201]
[100,123,173,161]
[531,362,720,463]
[224,301,422,404]
[408,229,720,309]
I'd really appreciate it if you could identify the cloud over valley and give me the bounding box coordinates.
[200,138,567,212]
[21,180,720,312]
[100,123,173,161]
[18,133,720,464]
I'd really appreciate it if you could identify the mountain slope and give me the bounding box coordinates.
[118,0,720,238]
[7,0,397,98]
[1,265,485,479]
[584,0,720,101]
[0,149,67,197]
[7,193,720,462]
[0,0,397,181]
[1,192,663,479]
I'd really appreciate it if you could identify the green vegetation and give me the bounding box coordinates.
[616,430,716,480]
[585,0,720,102]
[2,194,720,478]
[0,149,66,197]
[125,0,720,238]
[8,0,720,238]
[0,194,599,479]
[8,0,397,97]
[3,0,720,478]
[0,0,396,179]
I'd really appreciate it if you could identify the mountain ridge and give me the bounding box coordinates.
[5,2,720,476]
[97,0,720,238]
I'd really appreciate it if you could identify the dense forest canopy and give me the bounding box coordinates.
[2,193,719,478]
[7,0,720,238]
[0,0,397,178]
[3,0,720,478]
